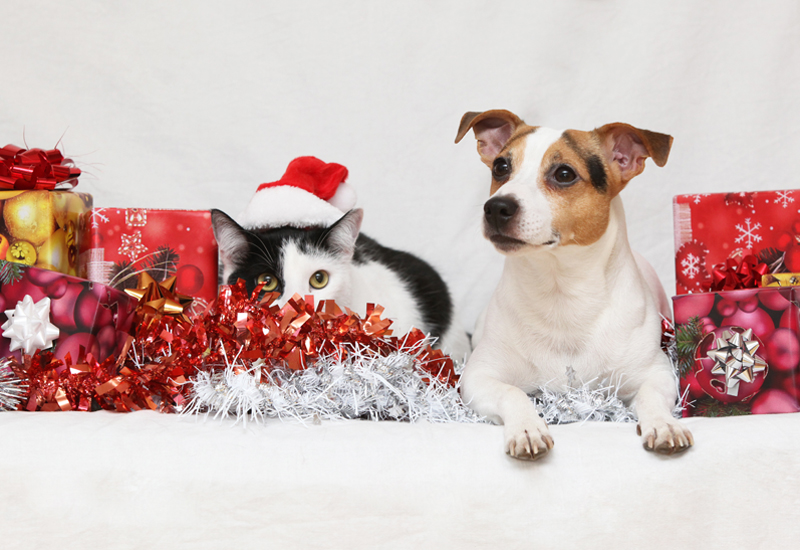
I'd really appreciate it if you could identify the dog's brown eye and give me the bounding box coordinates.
[554,165,578,185]
[492,157,511,180]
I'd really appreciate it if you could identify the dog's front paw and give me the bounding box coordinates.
[504,418,554,461]
[637,418,694,455]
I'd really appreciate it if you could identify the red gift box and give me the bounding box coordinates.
[0,262,136,364]
[673,286,800,416]
[78,208,218,310]
[673,189,800,294]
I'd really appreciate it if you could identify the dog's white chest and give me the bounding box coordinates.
[484,245,659,392]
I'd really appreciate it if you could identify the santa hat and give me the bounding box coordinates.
[238,156,357,229]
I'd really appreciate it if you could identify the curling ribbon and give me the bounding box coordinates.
[710,255,768,291]
[0,144,81,190]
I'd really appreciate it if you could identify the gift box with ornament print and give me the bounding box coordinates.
[674,189,800,295]
[78,208,219,311]
[673,286,800,416]
[0,190,92,276]
[0,261,136,365]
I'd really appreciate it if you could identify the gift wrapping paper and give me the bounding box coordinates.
[0,263,136,364]
[673,286,800,416]
[78,208,218,308]
[0,190,92,276]
[674,189,800,294]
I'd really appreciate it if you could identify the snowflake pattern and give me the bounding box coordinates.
[774,190,795,209]
[734,218,762,248]
[680,252,701,279]
[118,231,148,261]
[675,240,710,292]
[692,194,710,204]
[89,208,109,228]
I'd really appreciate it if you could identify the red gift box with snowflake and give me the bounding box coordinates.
[673,286,800,416]
[78,208,218,312]
[674,189,800,294]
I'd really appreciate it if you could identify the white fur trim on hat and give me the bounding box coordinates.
[237,185,348,229]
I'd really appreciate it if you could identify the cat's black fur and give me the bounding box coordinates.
[353,233,453,339]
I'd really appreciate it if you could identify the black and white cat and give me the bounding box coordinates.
[210,208,471,359]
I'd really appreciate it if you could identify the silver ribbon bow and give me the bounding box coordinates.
[706,328,768,396]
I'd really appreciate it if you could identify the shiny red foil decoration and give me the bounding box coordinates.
[8,340,187,413]
[12,280,458,412]
[166,280,458,387]
[660,316,675,353]
[0,144,81,190]
[711,255,769,291]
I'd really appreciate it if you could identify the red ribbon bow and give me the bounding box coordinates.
[0,144,81,190]
[711,255,769,291]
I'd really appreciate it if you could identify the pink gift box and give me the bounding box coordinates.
[0,262,136,364]
[672,286,800,416]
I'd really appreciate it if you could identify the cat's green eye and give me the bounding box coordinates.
[256,273,279,292]
[309,270,329,289]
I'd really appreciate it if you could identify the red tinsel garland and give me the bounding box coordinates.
[9,281,457,412]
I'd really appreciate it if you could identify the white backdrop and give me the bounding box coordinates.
[3,0,799,332]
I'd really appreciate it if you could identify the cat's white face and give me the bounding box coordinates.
[211,208,364,307]
[277,241,354,306]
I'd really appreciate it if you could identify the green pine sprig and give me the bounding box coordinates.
[691,397,751,417]
[143,246,180,282]
[0,259,25,286]
[676,316,706,377]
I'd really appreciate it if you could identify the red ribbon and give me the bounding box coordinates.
[711,255,769,291]
[0,144,81,190]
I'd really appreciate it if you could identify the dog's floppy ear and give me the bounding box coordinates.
[455,110,524,166]
[595,123,672,187]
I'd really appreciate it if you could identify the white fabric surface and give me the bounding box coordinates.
[1,411,799,549]
[3,2,800,549]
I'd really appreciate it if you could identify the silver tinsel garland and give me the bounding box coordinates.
[183,341,485,425]
[182,343,681,425]
[531,368,638,424]
[0,359,27,411]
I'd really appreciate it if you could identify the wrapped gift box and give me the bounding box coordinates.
[673,189,800,294]
[78,208,218,309]
[0,262,136,364]
[0,190,92,276]
[673,286,800,416]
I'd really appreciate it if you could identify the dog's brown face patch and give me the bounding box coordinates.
[538,130,616,246]
[457,109,672,251]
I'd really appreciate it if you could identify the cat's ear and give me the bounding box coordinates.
[324,208,363,257]
[211,209,250,276]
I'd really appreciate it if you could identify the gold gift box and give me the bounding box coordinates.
[762,273,800,287]
[0,190,92,276]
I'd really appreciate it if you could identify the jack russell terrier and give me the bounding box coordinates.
[455,109,693,460]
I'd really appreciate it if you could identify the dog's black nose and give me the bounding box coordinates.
[484,196,519,230]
